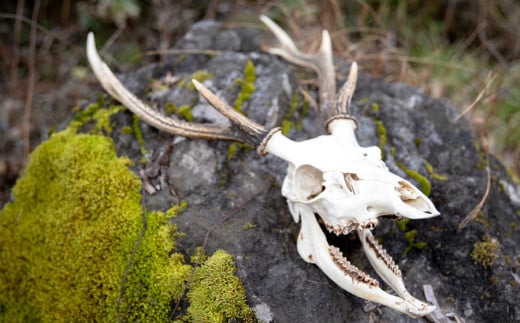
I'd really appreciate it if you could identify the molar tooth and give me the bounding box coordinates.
[329,246,379,287]
[365,232,401,277]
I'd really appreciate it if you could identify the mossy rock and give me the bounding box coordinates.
[0,130,191,321]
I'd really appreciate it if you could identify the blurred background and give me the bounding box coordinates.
[1,0,519,205]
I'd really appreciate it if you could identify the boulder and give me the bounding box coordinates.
[102,20,520,322]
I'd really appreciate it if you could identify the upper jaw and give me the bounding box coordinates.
[323,218,378,236]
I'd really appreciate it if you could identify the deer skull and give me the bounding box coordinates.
[86,14,441,318]
[263,118,439,316]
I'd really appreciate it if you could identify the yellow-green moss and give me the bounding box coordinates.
[396,219,428,255]
[281,92,302,135]
[0,130,191,321]
[178,70,213,90]
[425,161,449,181]
[243,222,256,230]
[374,119,387,160]
[471,235,500,268]
[165,102,194,122]
[371,102,380,112]
[414,137,422,148]
[227,142,252,161]
[70,101,124,134]
[132,114,148,161]
[187,250,255,322]
[396,162,432,196]
[234,59,256,113]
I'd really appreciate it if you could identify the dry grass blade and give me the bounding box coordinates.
[454,71,496,122]
[459,153,491,229]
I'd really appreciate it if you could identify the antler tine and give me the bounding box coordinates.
[86,32,269,146]
[327,62,359,130]
[261,16,361,131]
[191,80,274,147]
[260,15,336,114]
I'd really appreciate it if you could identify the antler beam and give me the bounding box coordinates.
[86,33,269,146]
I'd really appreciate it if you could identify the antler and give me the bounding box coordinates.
[86,33,271,147]
[260,15,358,130]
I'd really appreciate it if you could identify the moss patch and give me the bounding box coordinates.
[373,119,387,160]
[70,100,125,134]
[178,70,213,90]
[187,250,255,322]
[165,102,194,122]
[234,59,256,113]
[0,129,191,321]
[471,235,500,268]
[396,219,428,255]
[425,161,448,181]
[281,91,304,135]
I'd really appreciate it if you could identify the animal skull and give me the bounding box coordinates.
[86,14,441,318]
[264,118,439,316]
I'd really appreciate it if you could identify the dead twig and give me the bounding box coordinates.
[459,138,491,229]
[23,0,40,161]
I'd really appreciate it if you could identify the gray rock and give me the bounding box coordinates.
[104,21,520,322]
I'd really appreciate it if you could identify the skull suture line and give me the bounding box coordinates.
[86,15,440,317]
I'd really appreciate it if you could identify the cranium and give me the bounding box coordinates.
[86,15,440,317]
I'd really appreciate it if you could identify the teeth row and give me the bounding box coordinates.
[324,219,379,236]
[365,233,402,277]
[324,222,358,236]
[329,246,379,287]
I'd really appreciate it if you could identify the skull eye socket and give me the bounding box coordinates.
[294,165,324,200]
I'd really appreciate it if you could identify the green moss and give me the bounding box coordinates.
[227,142,252,161]
[69,101,124,134]
[396,162,431,196]
[165,102,194,122]
[424,161,449,181]
[132,115,148,160]
[374,119,387,160]
[242,222,256,230]
[471,235,500,268]
[396,219,428,255]
[414,137,422,148]
[187,250,255,322]
[281,92,303,135]
[121,125,133,134]
[371,102,380,112]
[185,70,213,90]
[0,130,191,321]
[234,59,257,112]
[281,120,295,135]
